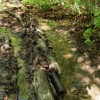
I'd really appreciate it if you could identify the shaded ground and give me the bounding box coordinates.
[38,16,100,100]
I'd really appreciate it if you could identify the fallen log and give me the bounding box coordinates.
[36,29,62,74]
[33,69,55,100]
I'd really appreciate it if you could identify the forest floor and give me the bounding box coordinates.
[37,14,100,100]
[0,1,100,100]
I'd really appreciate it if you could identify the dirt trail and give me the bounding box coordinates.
[38,18,100,100]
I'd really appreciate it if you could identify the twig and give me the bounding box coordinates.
[5,10,23,27]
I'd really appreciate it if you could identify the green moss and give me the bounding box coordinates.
[0,28,21,55]
[17,67,29,99]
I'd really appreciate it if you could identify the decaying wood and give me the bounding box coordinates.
[33,69,55,100]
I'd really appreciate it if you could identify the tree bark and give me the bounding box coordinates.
[33,69,55,100]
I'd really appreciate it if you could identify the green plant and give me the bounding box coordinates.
[22,0,67,11]
[93,8,100,28]
[83,28,93,45]
[83,7,100,46]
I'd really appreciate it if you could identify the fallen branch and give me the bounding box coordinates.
[33,69,55,100]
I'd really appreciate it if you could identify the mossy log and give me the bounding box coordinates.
[33,69,55,100]
[36,32,62,74]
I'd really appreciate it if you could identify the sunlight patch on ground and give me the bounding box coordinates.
[55,29,65,34]
[87,84,100,100]
[70,47,77,52]
[97,65,100,69]
[81,76,90,84]
[76,56,100,100]
[68,40,74,44]
[39,23,51,31]
[84,60,91,65]
[81,64,95,74]
[77,56,85,63]
[93,77,100,86]
[63,53,73,59]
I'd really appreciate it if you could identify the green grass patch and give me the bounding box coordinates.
[46,30,78,84]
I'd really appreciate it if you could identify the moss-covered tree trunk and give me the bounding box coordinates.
[33,69,55,100]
